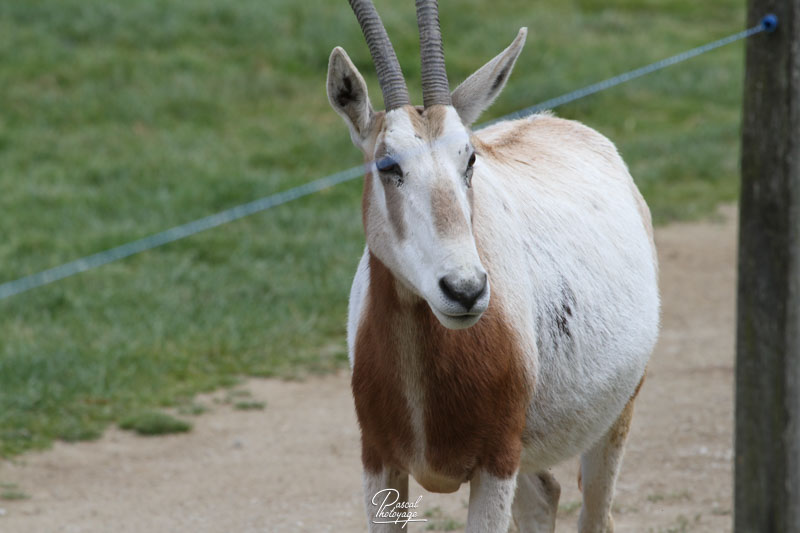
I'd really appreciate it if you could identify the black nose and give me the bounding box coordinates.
[439,272,488,310]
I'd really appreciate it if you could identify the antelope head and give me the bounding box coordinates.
[327,0,526,329]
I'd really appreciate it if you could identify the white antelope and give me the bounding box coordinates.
[327,1,659,531]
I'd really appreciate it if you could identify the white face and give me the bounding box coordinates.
[363,106,490,329]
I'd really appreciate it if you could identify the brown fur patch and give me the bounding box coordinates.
[415,296,529,479]
[405,106,427,138]
[384,184,406,239]
[370,138,407,239]
[489,118,538,153]
[404,105,449,141]
[365,111,386,152]
[422,105,448,139]
[607,395,636,451]
[608,372,646,449]
[471,136,499,160]
[359,112,386,233]
[352,255,415,473]
[352,254,529,481]
[362,170,373,233]
[475,115,621,166]
[630,370,646,401]
[578,371,646,492]
[431,181,467,238]
[630,182,657,267]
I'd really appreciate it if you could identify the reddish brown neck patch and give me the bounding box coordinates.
[352,254,529,481]
[352,254,415,473]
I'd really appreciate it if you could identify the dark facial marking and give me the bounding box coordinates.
[384,182,406,239]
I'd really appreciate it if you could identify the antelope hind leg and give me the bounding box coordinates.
[577,394,637,533]
[512,470,561,533]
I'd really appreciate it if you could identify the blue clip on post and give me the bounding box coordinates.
[762,14,778,33]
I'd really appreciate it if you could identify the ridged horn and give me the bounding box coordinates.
[348,0,410,110]
[415,0,451,107]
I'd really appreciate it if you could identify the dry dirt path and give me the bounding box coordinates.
[0,209,739,533]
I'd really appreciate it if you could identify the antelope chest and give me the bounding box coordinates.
[351,261,529,492]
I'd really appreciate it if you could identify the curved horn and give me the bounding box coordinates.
[415,0,451,107]
[348,0,410,110]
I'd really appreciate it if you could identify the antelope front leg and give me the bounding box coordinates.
[466,469,518,532]
[362,467,411,532]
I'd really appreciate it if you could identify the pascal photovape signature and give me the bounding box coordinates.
[371,488,427,528]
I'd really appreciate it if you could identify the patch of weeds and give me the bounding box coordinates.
[424,506,442,518]
[660,515,690,533]
[647,490,692,504]
[613,502,639,514]
[119,411,192,436]
[215,389,255,405]
[177,402,208,416]
[1,490,30,501]
[424,506,464,531]
[427,518,463,531]
[59,424,102,443]
[234,400,266,411]
[558,500,582,516]
[426,517,463,531]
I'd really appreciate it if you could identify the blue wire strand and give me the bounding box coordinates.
[0,16,776,301]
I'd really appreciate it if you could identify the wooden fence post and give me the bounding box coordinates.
[736,1,800,532]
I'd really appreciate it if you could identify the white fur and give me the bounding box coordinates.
[346,114,659,532]
[364,108,490,329]
[471,116,659,472]
[468,471,518,532]
[333,28,659,533]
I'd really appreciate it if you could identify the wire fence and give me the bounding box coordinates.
[0,14,778,301]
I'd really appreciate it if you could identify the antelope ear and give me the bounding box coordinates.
[451,28,527,126]
[327,47,375,148]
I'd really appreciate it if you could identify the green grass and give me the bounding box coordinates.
[177,402,208,416]
[559,500,582,516]
[424,506,464,531]
[0,483,30,501]
[0,0,746,456]
[0,490,31,501]
[233,400,266,411]
[119,411,192,436]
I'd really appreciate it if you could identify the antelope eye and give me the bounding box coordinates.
[464,152,476,188]
[376,156,402,177]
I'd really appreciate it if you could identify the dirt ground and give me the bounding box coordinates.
[0,207,739,533]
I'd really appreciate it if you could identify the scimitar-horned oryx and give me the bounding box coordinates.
[326,1,659,531]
